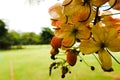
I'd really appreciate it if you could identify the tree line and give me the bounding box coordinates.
[0,20,54,49]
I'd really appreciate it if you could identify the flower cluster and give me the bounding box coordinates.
[49,0,120,78]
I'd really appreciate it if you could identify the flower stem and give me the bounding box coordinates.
[92,54,101,65]
[93,7,100,25]
[106,49,120,64]
[78,54,90,66]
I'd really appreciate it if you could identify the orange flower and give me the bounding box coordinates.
[51,36,62,49]
[48,3,67,27]
[66,49,78,66]
[55,22,90,48]
[102,15,120,31]
[63,0,94,24]
[103,11,120,40]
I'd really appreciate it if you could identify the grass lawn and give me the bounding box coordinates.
[0,45,120,80]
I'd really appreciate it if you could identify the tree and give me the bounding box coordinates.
[0,20,12,49]
[8,30,22,46]
[40,27,54,44]
[21,32,40,45]
[0,20,7,37]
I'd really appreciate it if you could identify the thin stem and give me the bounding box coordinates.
[93,7,99,25]
[106,49,120,64]
[78,54,90,66]
[92,54,101,65]
[56,57,66,63]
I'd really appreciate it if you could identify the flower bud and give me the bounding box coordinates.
[51,36,62,50]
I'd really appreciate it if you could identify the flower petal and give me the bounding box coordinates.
[107,38,120,52]
[54,28,71,38]
[92,24,105,43]
[79,39,100,54]
[62,36,75,48]
[51,18,66,27]
[102,15,120,27]
[48,3,63,19]
[98,49,113,72]
[76,24,91,40]
[49,3,67,27]
[62,0,73,6]
[64,3,91,24]
[105,28,117,43]
[51,36,62,49]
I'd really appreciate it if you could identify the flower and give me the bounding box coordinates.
[48,3,67,27]
[101,13,120,38]
[79,24,120,71]
[66,49,78,66]
[63,0,94,24]
[101,12,120,30]
[51,36,62,50]
[49,0,120,78]
[55,22,90,48]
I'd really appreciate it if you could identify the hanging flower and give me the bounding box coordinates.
[51,36,62,50]
[63,0,94,24]
[66,49,78,66]
[79,24,120,71]
[48,3,67,27]
[101,12,120,38]
[55,22,91,48]
[49,0,120,78]
[102,15,120,31]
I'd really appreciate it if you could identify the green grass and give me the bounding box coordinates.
[0,45,120,80]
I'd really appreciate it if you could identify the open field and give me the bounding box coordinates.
[0,45,120,80]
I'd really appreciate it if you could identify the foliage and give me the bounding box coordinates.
[8,30,21,45]
[0,20,7,37]
[48,0,120,78]
[21,32,40,45]
[0,20,12,49]
[0,35,12,49]
[39,27,54,44]
[0,21,53,49]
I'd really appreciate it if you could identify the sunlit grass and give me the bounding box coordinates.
[0,45,120,80]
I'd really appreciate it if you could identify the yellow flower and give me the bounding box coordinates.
[79,24,120,71]
[55,22,90,48]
